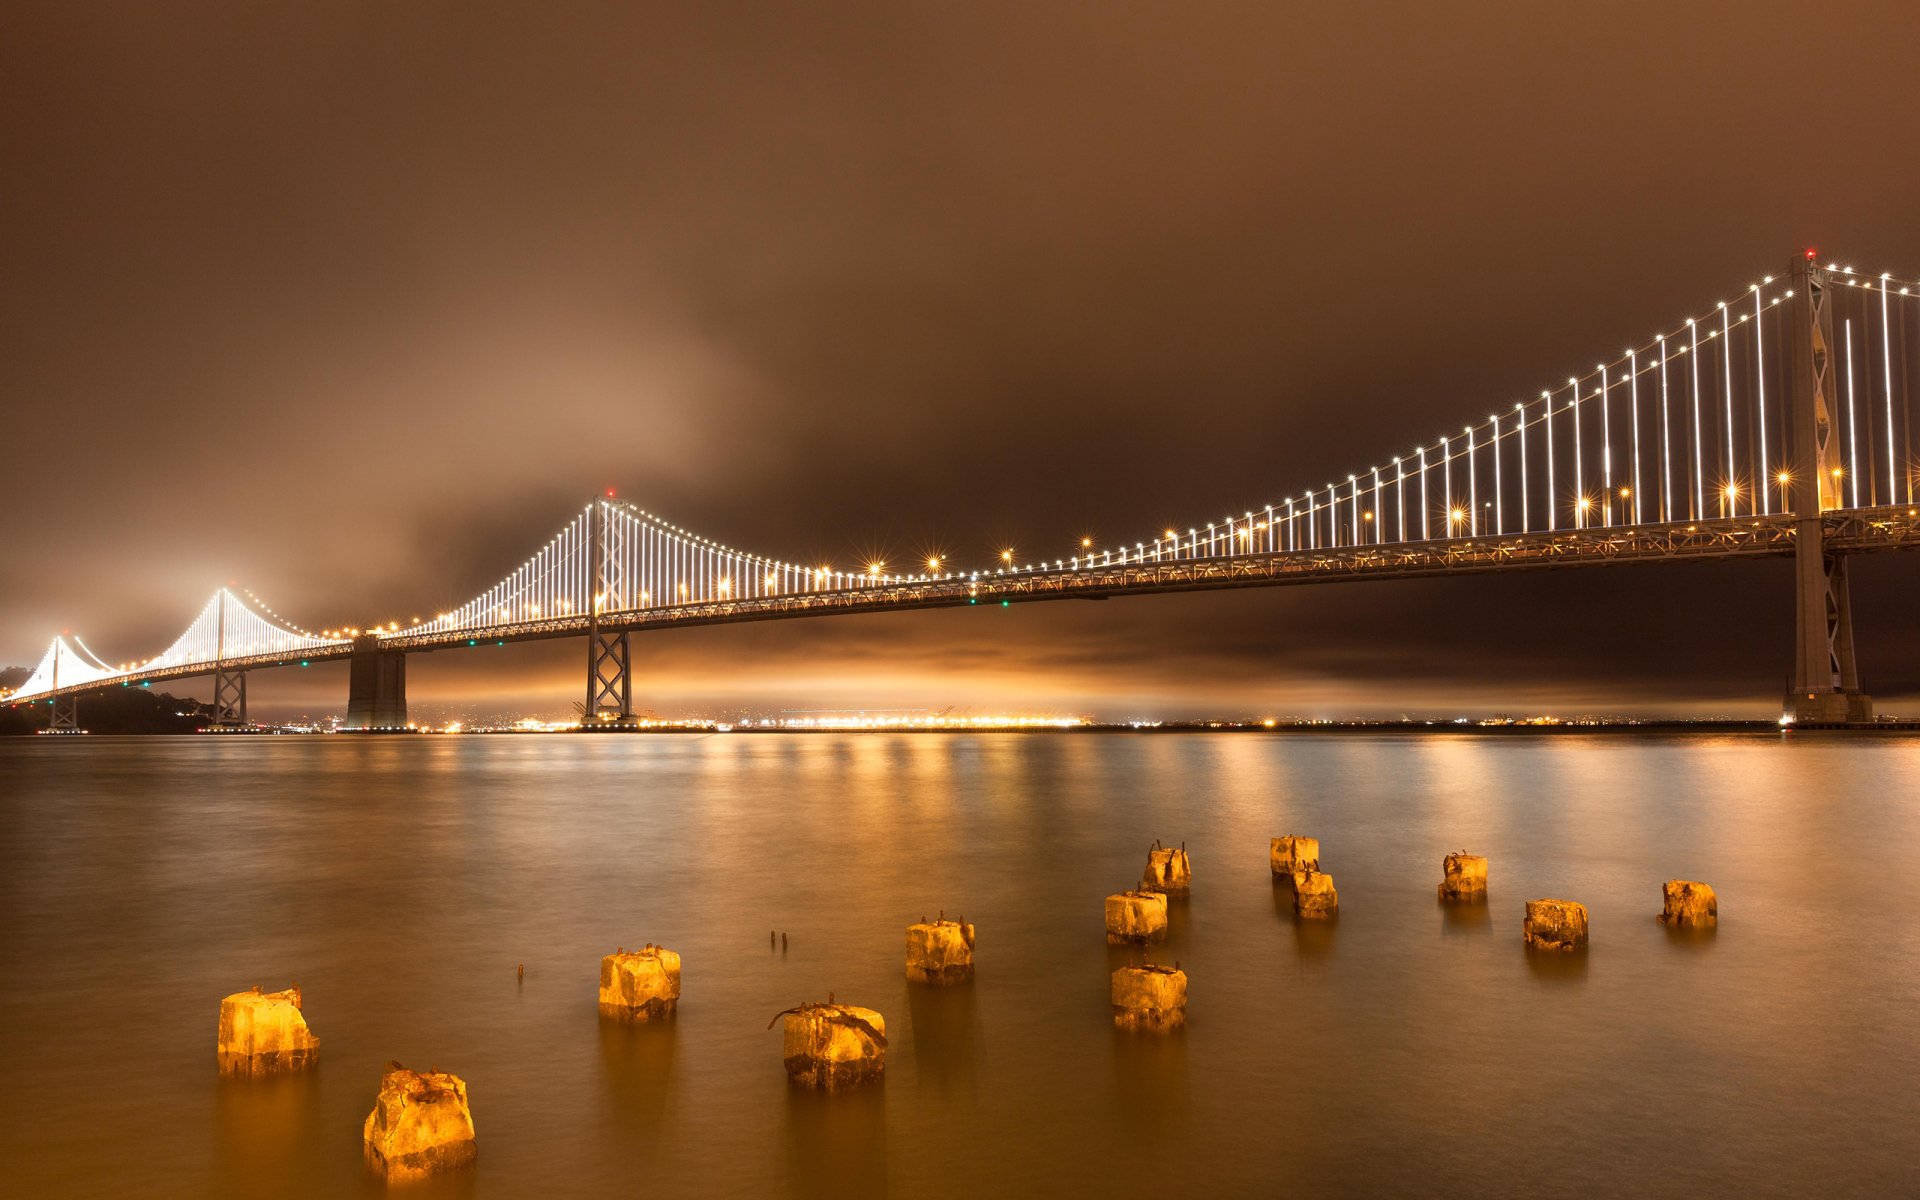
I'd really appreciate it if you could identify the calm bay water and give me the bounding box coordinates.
[1,732,1917,1198]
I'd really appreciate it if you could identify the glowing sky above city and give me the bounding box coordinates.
[5,2,1920,719]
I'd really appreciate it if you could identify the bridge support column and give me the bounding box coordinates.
[1789,528,1872,723]
[211,669,249,729]
[346,636,408,731]
[582,497,637,730]
[583,629,636,729]
[50,695,78,733]
[1784,254,1872,724]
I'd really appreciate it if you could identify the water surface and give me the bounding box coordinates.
[1,732,1916,1197]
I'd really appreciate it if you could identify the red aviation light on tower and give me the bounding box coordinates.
[606,488,616,497]
[1805,247,1817,261]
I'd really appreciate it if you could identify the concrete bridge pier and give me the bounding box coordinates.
[346,636,408,731]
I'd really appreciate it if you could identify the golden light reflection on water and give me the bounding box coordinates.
[2,733,1919,1196]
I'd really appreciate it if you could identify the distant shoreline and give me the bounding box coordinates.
[644,720,1913,736]
[24,719,1918,738]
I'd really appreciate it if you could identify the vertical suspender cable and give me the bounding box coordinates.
[1882,278,1897,507]
[1755,289,1769,513]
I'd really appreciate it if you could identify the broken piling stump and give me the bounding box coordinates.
[1291,868,1338,918]
[775,1002,887,1090]
[1105,889,1169,944]
[1523,898,1589,952]
[1438,852,1489,902]
[1110,963,1187,1031]
[216,985,320,1078]
[1142,840,1191,893]
[1658,880,1717,927]
[598,944,682,1021]
[1270,835,1320,879]
[905,916,975,984]
[362,1065,477,1182]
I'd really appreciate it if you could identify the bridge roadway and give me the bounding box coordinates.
[48,504,1920,702]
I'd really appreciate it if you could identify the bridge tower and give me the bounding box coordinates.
[210,590,249,730]
[1784,254,1873,724]
[45,638,79,732]
[584,497,636,729]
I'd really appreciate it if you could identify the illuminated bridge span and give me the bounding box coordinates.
[9,253,1919,729]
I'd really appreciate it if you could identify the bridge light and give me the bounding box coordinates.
[926,556,941,572]
[1000,549,1013,563]
[1164,529,1177,540]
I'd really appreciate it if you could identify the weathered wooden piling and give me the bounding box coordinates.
[598,944,682,1020]
[1291,868,1339,918]
[1658,880,1717,927]
[1105,889,1169,944]
[1523,899,1589,951]
[1438,852,1489,901]
[216,985,320,1078]
[1142,840,1191,893]
[362,1065,477,1182]
[906,915,976,984]
[1270,835,1320,879]
[774,1002,887,1089]
[1110,963,1187,1031]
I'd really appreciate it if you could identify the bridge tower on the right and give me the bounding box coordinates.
[1784,252,1873,723]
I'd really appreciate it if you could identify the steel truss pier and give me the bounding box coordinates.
[211,669,248,728]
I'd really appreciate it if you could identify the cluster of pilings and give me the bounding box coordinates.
[211,910,983,1182]
[214,845,1717,1182]
[1102,838,1719,1033]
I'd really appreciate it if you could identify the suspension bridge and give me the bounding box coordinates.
[8,253,1919,730]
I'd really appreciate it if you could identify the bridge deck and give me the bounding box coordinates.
[28,506,1915,701]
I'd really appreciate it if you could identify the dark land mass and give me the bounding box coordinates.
[1,688,215,735]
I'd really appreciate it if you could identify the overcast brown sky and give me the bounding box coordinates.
[5,2,1920,720]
